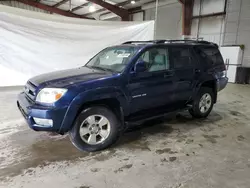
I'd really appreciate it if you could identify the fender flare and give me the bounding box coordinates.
[59,87,128,132]
[193,79,218,103]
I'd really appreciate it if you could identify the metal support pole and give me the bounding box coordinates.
[69,0,72,11]
[154,0,159,39]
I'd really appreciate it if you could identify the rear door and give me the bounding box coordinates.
[170,46,198,104]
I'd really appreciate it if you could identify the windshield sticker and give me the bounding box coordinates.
[117,53,131,58]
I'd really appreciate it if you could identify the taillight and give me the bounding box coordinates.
[221,70,226,78]
[223,63,227,71]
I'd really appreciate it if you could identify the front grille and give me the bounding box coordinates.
[24,82,37,101]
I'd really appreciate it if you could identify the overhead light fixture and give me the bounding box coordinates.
[89,5,96,12]
[131,0,136,4]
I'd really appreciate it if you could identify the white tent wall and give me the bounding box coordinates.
[0,5,154,87]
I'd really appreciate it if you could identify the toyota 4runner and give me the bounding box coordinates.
[17,40,228,151]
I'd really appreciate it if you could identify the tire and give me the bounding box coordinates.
[189,87,214,118]
[69,106,121,152]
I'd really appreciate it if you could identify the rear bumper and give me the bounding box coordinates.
[17,92,68,133]
[217,77,228,92]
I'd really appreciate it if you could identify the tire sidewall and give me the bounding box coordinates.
[191,87,214,118]
[69,106,120,152]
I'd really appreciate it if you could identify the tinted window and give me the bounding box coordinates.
[137,48,170,72]
[195,46,224,66]
[171,47,193,69]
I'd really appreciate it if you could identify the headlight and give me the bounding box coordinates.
[36,88,67,103]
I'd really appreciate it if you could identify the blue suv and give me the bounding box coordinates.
[17,40,228,151]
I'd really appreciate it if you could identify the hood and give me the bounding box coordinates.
[29,66,113,87]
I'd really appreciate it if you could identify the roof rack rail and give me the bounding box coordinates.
[122,40,156,44]
[123,39,217,45]
[163,40,212,44]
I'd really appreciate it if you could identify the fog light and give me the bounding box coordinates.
[33,117,53,127]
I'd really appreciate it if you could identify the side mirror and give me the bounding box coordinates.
[135,60,146,73]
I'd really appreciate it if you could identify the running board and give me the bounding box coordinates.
[125,105,191,126]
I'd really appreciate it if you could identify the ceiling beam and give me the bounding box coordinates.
[83,0,129,17]
[128,6,142,13]
[15,0,93,19]
[82,7,108,17]
[99,6,143,20]
[71,2,89,12]
[86,0,130,21]
[100,7,141,17]
[53,0,69,8]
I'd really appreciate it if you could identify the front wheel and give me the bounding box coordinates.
[189,87,214,118]
[69,106,121,152]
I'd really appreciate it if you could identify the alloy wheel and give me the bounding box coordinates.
[199,93,212,114]
[79,115,111,145]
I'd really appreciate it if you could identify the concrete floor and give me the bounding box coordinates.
[0,84,250,188]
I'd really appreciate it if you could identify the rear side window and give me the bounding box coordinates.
[171,47,193,69]
[195,46,224,66]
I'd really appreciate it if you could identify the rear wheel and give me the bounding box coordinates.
[69,106,121,152]
[189,87,214,118]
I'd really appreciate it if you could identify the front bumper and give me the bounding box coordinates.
[217,77,228,92]
[17,92,68,133]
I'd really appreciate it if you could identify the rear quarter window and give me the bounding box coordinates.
[194,46,224,66]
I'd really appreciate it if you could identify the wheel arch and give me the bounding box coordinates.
[59,87,127,133]
[196,79,217,103]
[76,98,124,126]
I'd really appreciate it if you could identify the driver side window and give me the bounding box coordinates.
[137,48,169,72]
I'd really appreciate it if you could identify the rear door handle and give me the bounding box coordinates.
[164,71,174,78]
[195,69,201,73]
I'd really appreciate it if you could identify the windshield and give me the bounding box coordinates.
[86,46,137,72]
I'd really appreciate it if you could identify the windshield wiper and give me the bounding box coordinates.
[89,66,115,73]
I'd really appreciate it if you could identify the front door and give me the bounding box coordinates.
[128,47,175,114]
